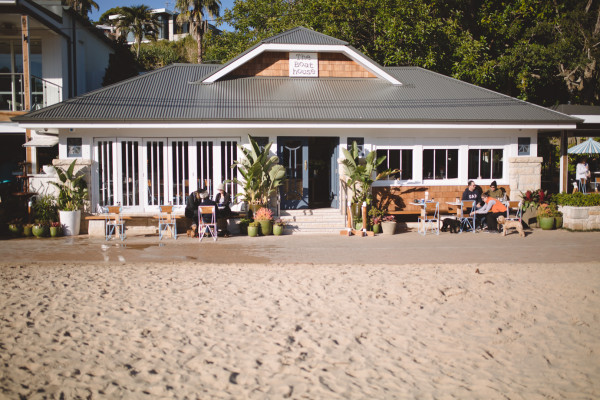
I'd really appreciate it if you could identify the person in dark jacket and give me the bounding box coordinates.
[214,183,232,237]
[462,180,482,204]
[185,188,218,232]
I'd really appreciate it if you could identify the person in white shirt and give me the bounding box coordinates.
[576,158,590,193]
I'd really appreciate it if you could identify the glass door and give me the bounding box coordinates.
[278,137,309,209]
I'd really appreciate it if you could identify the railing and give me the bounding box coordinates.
[0,73,62,112]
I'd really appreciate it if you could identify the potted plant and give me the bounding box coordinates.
[32,194,58,238]
[340,141,398,218]
[520,189,547,228]
[247,221,260,237]
[23,224,33,237]
[32,223,48,238]
[8,219,23,236]
[536,204,555,230]
[273,219,285,236]
[49,221,62,237]
[369,206,385,234]
[381,215,397,235]
[371,216,382,234]
[230,135,286,215]
[254,207,273,235]
[50,160,88,236]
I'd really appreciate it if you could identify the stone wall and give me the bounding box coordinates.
[508,156,542,199]
[560,206,600,230]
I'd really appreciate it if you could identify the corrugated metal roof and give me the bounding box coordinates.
[14,64,577,124]
[261,27,348,45]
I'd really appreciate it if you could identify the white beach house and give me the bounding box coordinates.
[13,27,579,223]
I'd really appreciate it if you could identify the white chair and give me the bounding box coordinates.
[198,205,217,242]
[105,206,125,241]
[158,205,177,240]
[459,200,476,233]
[418,201,439,235]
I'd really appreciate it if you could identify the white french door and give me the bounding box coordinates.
[94,137,239,211]
[94,138,142,210]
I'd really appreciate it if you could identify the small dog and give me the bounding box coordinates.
[496,216,525,237]
[441,218,461,233]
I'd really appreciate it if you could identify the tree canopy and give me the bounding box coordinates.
[203,0,600,106]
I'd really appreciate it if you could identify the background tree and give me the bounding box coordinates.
[62,0,98,19]
[102,37,139,86]
[96,7,124,25]
[209,0,600,106]
[176,0,221,63]
[115,5,160,59]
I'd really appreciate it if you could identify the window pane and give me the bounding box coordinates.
[492,149,503,179]
[468,149,479,179]
[435,149,446,179]
[480,149,491,179]
[387,149,401,179]
[401,150,413,180]
[447,149,458,179]
[376,149,388,175]
[423,149,434,179]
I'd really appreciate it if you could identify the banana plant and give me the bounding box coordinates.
[50,160,88,211]
[340,141,398,206]
[230,135,287,206]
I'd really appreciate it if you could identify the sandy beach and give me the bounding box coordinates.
[1,261,599,399]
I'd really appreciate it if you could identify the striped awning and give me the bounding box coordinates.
[568,138,600,154]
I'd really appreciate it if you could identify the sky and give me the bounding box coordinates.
[90,0,236,30]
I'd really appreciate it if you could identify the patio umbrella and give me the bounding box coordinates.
[568,138,600,154]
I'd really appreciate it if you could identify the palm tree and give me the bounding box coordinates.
[115,5,159,59]
[175,0,220,63]
[62,0,99,19]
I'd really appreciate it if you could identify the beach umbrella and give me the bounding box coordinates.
[568,138,600,154]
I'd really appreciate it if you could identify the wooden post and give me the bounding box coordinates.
[560,130,569,193]
[361,201,367,231]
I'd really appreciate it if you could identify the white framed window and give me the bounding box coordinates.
[376,149,413,180]
[423,148,458,180]
[468,148,503,179]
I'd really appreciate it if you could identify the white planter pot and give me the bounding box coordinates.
[59,210,81,236]
[381,221,397,235]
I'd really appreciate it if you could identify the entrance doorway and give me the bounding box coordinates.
[278,136,339,210]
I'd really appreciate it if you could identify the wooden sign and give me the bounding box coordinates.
[289,52,318,77]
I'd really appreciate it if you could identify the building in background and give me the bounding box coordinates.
[0,0,114,183]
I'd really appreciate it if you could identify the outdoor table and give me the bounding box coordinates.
[409,200,439,234]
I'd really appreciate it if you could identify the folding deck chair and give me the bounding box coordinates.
[459,200,476,233]
[198,205,217,242]
[158,205,177,240]
[418,201,439,235]
[105,206,126,240]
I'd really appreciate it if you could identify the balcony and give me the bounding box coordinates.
[0,73,62,112]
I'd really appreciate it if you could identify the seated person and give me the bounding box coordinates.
[462,180,482,207]
[185,188,218,234]
[214,183,232,237]
[470,192,507,233]
[486,180,507,200]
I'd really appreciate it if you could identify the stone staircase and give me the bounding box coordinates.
[278,208,347,234]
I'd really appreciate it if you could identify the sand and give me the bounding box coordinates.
[1,261,599,399]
